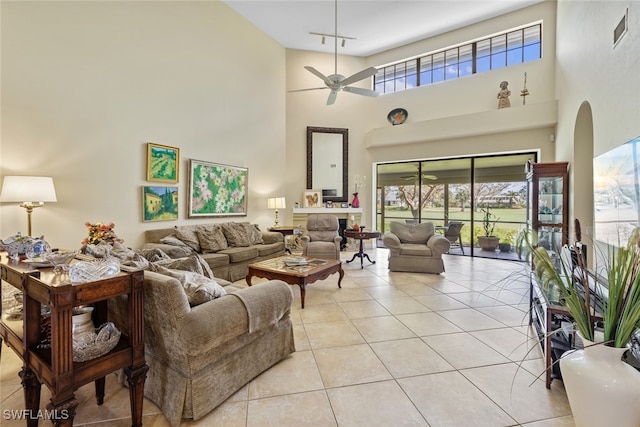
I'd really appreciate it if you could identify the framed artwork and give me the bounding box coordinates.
[188,159,248,217]
[147,142,180,183]
[143,186,178,222]
[341,202,349,208]
[303,190,322,208]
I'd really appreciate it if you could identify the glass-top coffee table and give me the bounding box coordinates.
[246,256,343,308]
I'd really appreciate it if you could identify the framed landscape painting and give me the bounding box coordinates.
[143,186,178,222]
[147,142,179,183]
[188,159,248,217]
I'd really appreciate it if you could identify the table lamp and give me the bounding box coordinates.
[0,176,57,236]
[267,197,286,227]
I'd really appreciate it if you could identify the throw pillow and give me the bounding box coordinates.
[160,235,193,249]
[137,247,173,263]
[154,254,214,279]
[221,222,252,247]
[152,265,226,306]
[249,224,264,245]
[174,225,202,252]
[197,224,228,253]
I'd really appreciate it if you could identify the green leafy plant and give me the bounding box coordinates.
[519,222,640,347]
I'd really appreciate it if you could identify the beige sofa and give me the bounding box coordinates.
[110,269,295,426]
[382,221,451,273]
[142,222,285,282]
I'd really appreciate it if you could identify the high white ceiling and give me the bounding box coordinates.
[224,0,544,57]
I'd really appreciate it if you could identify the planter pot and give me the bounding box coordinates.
[478,236,499,252]
[560,332,640,427]
[498,243,512,252]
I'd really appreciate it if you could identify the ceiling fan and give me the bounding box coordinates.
[402,174,438,181]
[289,0,379,106]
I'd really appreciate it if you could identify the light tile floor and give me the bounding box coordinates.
[0,250,576,426]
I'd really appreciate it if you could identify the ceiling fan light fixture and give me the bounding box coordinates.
[292,0,379,105]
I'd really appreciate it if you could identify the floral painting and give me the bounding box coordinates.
[188,160,247,217]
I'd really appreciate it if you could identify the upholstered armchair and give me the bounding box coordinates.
[382,221,451,273]
[301,214,341,260]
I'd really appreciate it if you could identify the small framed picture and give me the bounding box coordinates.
[147,143,180,183]
[341,202,349,208]
[143,186,178,222]
[303,190,322,208]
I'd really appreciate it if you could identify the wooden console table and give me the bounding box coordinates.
[0,255,147,426]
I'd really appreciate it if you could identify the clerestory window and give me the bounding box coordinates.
[374,23,541,94]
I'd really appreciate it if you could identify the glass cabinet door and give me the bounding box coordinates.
[526,161,569,252]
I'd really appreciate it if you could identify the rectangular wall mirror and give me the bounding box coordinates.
[307,126,348,203]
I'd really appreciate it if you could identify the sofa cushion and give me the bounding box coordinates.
[200,252,230,269]
[221,222,252,247]
[399,243,433,257]
[389,222,434,244]
[152,265,226,306]
[256,241,284,257]
[197,224,228,253]
[175,225,204,252]
[219,246,259,263]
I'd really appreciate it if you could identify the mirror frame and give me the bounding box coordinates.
[306,126,349,203]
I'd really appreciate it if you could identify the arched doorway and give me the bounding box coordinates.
[573,101,594,268]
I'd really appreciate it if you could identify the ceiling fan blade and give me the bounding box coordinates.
[343,86,379,97]
[288,87,327,93]
[340,67,378,86]
[305,66,333,86]
[326,90,338,106]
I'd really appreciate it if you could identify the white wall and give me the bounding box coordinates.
[555,1,640,242]
[285,1,557,229]
[1,1,287,249]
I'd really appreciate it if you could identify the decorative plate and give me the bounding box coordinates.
[387,108,408,125]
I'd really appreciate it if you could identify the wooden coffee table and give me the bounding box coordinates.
[246,256,343,308]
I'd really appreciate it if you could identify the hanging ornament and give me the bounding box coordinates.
[520,72,530,105]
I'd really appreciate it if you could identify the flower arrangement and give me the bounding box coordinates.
[81,222,123,246]
[353,175,366,194]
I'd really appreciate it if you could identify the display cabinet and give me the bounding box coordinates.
[526,161,569,253]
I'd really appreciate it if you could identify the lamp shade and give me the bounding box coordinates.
[0,176,57,203]
[267,197,286,209]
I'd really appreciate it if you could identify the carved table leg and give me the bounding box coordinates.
[46,396,79,427]
[19,367,41,427]
[125,363,149,427]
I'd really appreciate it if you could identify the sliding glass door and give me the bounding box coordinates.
[376,152,535,259]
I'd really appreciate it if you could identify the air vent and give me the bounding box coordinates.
[613,8,628,48]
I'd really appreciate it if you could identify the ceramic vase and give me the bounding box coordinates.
[560,332,640,427]
[352,193,360,208]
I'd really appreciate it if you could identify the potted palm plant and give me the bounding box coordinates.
[520,220,640,427]
[477,206,499,251]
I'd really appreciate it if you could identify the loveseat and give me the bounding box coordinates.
[141,222,285,282]
[110,267,295,426]
[382,221,451,273]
